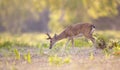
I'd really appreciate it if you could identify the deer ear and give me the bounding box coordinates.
[46,33,51,40]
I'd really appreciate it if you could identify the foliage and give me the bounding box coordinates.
[0,40,13,49]
[48,55,62,65]
[24,52,32,63]
[87,0,119,18]
[0,33,47,48]
[94,31,120,49]
[48,55,71,66]
[0,31,120,70]
[0,31,120,61]
[0,0,120,32]
[63,56,71,64]
[89,52,94,60]
[94,31,120,56]
[14,48,20,60]
[103,48,111,58]
[75,38,92,47]
[112,41,120,56]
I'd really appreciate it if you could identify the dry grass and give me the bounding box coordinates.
[0,31,120,70]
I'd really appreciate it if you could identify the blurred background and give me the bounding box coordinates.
[1,1,120,69]
[0,0,120,33]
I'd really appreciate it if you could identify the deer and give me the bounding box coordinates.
[46,23,95,49]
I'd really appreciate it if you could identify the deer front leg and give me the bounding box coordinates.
[84,34,96,47]
[70,38,74,47]
[89,36,95,44]
[65,37,74,47]
[88,36,96,47]
[64,38,71,47]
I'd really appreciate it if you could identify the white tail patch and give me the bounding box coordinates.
[90,27,95,34]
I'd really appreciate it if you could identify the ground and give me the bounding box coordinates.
[0,31,120,70]
[0,46,120,70]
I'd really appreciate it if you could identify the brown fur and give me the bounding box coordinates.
[47,23,95,49]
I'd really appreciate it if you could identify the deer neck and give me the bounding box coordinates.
[55,33,66,41]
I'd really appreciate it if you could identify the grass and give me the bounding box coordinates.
[0,30,120,66]
[0,31,120,70]
[0,30,120,50]
[24,51,31,63]
[48,55,71,66]
[0,33,47,48]
[0,30,120,48]
[14,48,20,60]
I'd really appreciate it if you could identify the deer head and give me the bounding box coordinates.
[46,33,57,49]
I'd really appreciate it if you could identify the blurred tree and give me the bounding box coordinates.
[0,0,120,33]
[0,0,32,33]
[48,0,120,32]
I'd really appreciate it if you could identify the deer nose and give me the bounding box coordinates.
[49,46,52,49]
[49,47,52,49]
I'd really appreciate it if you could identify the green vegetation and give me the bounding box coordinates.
[0,0,120,69]
[112,41,120,56]
[0,0,120,33]
[0,30,120,51]
[0,30,120,67]
[24,52,31,63]
[48,55,71,66]
[14,48,20,60]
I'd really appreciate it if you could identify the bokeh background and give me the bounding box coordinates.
[0,0,120,34]
[1,1,120,70]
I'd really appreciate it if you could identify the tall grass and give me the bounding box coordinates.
[0,30,120,56]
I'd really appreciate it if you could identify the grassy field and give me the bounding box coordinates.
[0,30,120,70]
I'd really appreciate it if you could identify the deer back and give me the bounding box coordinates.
[63,23,94,37]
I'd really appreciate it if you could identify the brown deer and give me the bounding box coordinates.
[46,23,95,49]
